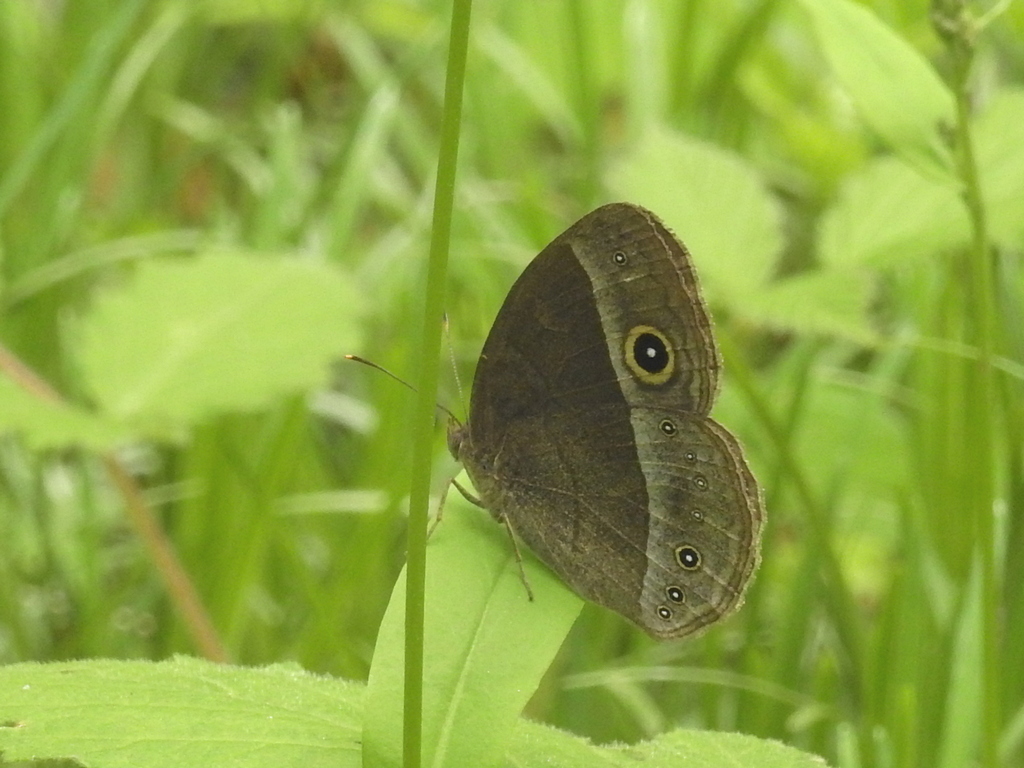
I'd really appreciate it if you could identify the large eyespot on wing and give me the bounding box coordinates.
[566,203,721,417]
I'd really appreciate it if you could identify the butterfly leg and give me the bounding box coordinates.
[433,479,535,601]
[452,478,484,507]
[427,479,452,539]
[498,514,535,602]
[427,477,484,539]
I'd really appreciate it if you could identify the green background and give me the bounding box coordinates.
[0,1,1022,767]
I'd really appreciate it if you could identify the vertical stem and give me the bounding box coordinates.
[404,2,473,767]
[567,0,600,204]
[934,2,998,766]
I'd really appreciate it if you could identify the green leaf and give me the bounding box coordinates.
[818,157,969,268]
[609,729,828,767]
[0,374,127,450]
[80,250,362,437]
[797,0,956,181]
[0,657,362,768]
[361,495,584,768]
[0,656,828,768]
[744,270,877,344]
[511,721,829,767]
[609,129,782,309]
[974,87,1024,250]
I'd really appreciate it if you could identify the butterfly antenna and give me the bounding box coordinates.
[344,354,460,424]
[443,313,468,421]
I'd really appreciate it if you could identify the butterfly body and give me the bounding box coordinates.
[447,203,763,639]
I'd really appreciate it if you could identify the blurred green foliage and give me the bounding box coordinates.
[0,1,1022,767]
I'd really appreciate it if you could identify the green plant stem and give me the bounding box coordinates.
[404,2,473,768]
[567,0,600,204]
[953,32,998,768]
[934,2,999,766]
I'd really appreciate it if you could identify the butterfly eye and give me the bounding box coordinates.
[656,606,672,620]
[691,509,704,522]
[684,450,697,462]
[659,419,677,436]
[612,250,628,265]
[693,474,708,491]
[666,586,685,604]
[675,545,702,570]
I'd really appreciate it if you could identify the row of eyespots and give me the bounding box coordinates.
[658,419,708,622]
[611,250,706,625]
[660,418,710,495]
[656,545,703,620]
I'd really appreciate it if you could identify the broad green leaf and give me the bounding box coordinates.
[974,87,1024,250]
[0,374,127,450]
[0,657,362,768]
[797,0,956,181]
[512,721,829,767]
[361,497,823,767]
[609,129,782,309]
[605,728,828,767]
[818,157,969,268]
[0,657,828,768]
[744,270,877,344]
[80,250,361,436]
[362,495,583,768]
